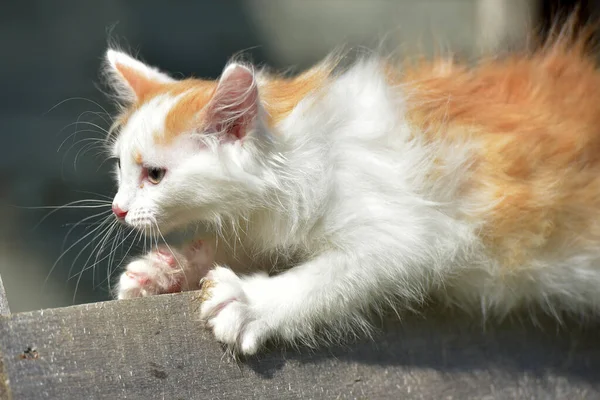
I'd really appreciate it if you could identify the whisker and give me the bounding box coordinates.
[45,97,114,119]
[111,229,142,275]
[89,148,113,162]
[73,141,105,170]
[75,111,112,134]
[23,200,112,232]
[104,224,125,291]
[30,204,111,209]
[57,213,114,294]
[62,139,108,168]
[44,216,113,288]
[57,119,110,136]
[59,129,107,153]
[154,222,188,287]
[73,218,119,297]
[72,190,113,200]
[62,221,106,227]
[66,216,115,282]
[100,227,138,290]
[77,110,113,125]
[91,219,120,287]
[151,223,158,250]
[72,223,136,301]
[70,221,129,283]
[18,201,112,209]
[97,155,118,171]
[143,227,147,254]
[60,209,113,256]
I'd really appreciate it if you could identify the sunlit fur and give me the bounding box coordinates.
[105,28,600,355]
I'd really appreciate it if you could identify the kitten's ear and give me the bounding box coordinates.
[105,49,174,103]
[205,63,259,140]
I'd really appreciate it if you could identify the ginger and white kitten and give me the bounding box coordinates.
[106,34,600,355]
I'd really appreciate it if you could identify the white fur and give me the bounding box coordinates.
[106,50,600,355]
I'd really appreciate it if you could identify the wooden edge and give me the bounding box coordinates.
[0,274,9,400]
[0,275,10,317]
[0,291,598,399]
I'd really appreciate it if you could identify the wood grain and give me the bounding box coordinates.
[0,291,599,400]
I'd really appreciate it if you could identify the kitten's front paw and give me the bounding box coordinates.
[199,267,269,355]
[116,240,215,300]
[117,246,188,299]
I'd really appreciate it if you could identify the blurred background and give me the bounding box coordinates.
[0,0,596,313]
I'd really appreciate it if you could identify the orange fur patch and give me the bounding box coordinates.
[401,35,600,266]
[260,62,335,126]
[133,151,143,165]
[112,61,335,145]
[161,80,217,143]
[113,63,164,102]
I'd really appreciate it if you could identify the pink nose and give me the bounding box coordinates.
[112,204,128,219]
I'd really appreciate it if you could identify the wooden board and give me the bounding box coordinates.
[0,276,10,317]
[0,291,599,400]
[0,275,10,400]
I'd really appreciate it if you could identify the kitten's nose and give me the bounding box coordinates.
[112,204,128,219]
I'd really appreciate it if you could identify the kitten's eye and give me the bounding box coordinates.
[146,167,166,184]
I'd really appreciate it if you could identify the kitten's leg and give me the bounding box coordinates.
[199,249,431,355]
[116,240,214,299]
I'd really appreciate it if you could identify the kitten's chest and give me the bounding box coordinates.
[210,226,310,274]
[218,243,305,275]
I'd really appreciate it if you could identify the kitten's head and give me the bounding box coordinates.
[104,50,272,234]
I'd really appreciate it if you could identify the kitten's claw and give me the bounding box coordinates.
[199,267,268,355]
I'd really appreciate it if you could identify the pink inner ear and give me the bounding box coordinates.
[114,62,163,101]
[206,64,259,140]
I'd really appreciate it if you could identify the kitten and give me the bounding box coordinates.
[105,30,600,355]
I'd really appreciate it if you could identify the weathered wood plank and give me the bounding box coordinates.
[0,291,599,400]
[0,275,10,317]
[0,275,11,400]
